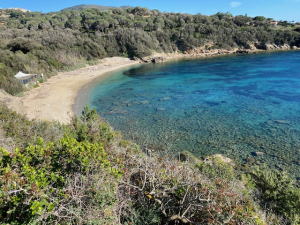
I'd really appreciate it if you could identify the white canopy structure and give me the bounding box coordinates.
[14,71,38,84]
[14,71,32,79]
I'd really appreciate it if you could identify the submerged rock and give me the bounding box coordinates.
[274,120,290,125]
[254,152,265,156]
[140,100,149,104]
[159,97,170,101]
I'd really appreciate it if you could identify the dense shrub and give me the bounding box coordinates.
[1,104,300,224]
[0,136,122,224]
[0,106,123,224]
[0,63,23,95]
[249,166,300,224]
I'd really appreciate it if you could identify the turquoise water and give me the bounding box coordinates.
[89,51,300,178]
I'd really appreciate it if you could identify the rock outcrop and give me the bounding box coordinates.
[140,43,299,64]
[185,47,236,56]
[141,56,167,63]
[151,57,164,63]
[236,50,249,54]
[254,42,291,50]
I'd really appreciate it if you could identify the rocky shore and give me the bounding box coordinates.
[141,42,300,63]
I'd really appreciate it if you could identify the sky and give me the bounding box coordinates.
[1,0,300,22]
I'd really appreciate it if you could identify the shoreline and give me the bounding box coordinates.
[0,57,141,124]
[72,63,142,118]
[68,48,300,122]
[1,48,299,124]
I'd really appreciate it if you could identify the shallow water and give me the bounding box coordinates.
[89,51,300,178]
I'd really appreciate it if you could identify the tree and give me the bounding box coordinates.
[7,9,24,19]
[253,16,266,21]
[128,7,151,16]
[134,20,147,30]
[234,15,252,27]
[93,19,109,32]
[8,37,41,54]
[38,21,51,30]
[64,13,82,29]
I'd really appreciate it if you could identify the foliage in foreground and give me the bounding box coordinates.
[249,166,300,224]
[0,104,300,224]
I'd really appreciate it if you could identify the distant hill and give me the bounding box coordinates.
[2,7,31,12]
[61,4,131,11]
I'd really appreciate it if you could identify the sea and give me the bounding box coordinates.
[88,51,300,178]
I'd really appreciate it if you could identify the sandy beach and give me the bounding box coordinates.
[0,57,140,124]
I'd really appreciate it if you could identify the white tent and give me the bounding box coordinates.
[14,71,32,79]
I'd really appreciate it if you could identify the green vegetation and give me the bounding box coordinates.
[250,166,300,223]
[0,7,300,95]
[1,6,300,224]
[1,104,300,224]
[0,63,23,95]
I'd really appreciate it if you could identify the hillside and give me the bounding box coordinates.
[0,7,299,95]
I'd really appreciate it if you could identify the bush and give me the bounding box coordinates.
[0,135,122,224]
[0,105,291,224]
[86,60,99,66]
[250,166,300,224]
[0,63,23,95]
[118,151,269,224]
[33,83,39,88]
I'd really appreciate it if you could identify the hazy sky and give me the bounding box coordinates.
[1,0,300,22]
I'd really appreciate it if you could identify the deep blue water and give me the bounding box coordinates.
[89,51,300,177]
